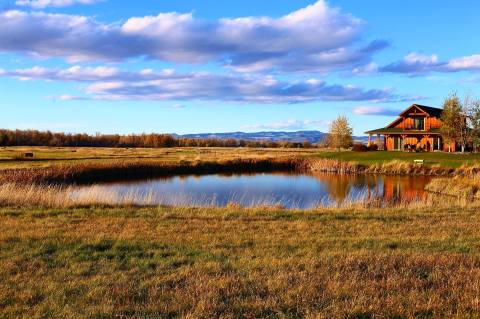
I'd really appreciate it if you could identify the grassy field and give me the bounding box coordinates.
[1,146,480,318]
[1,205,480,318]
[0,147,314,169]
[1,146,480,170]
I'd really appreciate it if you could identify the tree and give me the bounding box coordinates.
[467,97,480,152]
[458,94,475,153]
[328,115,353,150]
[440,94,463,152]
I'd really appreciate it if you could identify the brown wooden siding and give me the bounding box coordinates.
[393,116,441,131]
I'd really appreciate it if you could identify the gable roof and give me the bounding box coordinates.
[399,104,443,117]
[364,104,443,134]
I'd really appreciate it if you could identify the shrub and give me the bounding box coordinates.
[352,143,368,152]
[367,144,379,151]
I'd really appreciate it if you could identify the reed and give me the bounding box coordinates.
[0,181,476,210]
[0,158,303,185]
[307,158,478,176]
[2,156,480,187]
[425,174,480,198]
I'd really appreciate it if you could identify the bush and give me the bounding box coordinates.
[368,144,379,151]
[352,143,368,152]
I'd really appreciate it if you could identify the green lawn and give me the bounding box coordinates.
[311,150,480,168]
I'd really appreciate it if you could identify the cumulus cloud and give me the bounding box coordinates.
[352,106,400,116]
[243,119,330,131]
[0,1,386,72]
[15,0,102,9]
[381,52,480,75]
[0,65,399,103]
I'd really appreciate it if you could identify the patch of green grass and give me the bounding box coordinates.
[310,150,480,168]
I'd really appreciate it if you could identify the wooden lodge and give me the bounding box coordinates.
[365,104,456,152]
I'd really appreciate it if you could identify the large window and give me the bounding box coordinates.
[433,137,442,151]
[393,137,403,150]
[412,116,425,130]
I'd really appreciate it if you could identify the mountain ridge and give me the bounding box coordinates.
[175,130,368,144]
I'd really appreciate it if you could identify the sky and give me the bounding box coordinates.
[0,0,479,135]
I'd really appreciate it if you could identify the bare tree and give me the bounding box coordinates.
[328,115,353,150]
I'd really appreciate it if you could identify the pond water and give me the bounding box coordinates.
[71,172,433,209]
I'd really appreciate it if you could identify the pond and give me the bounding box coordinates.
[71,172,433,209]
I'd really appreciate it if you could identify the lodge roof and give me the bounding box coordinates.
[364,104,443,135]
[400,104,443,117]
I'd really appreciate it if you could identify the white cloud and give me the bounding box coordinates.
[352,62,378,75]
[352,106,400,116]
[57,94,76,101]
[381,52,480,75]
[243,119,330,131]
[446,55,480,71]
[15,0,102,9]
[404,52,438,64]
[0,65,399,103]
[0,1,386,72]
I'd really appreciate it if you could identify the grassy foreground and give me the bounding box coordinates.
[2,206,480,318]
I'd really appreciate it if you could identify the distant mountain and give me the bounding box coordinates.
[176,130,368,144]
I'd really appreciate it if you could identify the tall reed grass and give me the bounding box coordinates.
[425,174,480,199]
[0,182,476,210]
[0,158,302,185]
[2,157,480,187]
[307,158,480,176]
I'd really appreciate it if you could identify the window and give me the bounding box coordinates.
[433,137,442,151]
[393,137,403,150]
[412,116,425,130]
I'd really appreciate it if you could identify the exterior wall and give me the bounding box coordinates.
[426,117,441,130]
[393,116,440,130]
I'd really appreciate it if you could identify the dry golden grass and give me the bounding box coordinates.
[308,158,480,176]
[0,181,476,210]
[0,146,316,169]
[1,206,480,318]
[426,174,480,199]
[3,147,480,317]
[0,158,302,185]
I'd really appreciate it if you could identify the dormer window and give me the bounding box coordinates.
[412,116,425,130]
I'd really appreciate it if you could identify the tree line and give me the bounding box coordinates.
[0,129,315,148]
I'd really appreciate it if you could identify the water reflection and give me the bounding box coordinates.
[314,173,431,203]
[71,172,433,209]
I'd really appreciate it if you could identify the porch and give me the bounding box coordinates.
[366,130,445,152]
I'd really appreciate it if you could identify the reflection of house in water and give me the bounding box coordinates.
[311,173,432,203]
[381,175,431,201]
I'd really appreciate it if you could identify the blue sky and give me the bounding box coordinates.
[0,0,479,135]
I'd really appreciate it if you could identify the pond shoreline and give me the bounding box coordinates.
[1,157,479,185]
